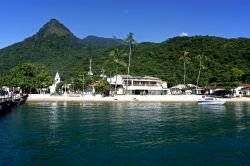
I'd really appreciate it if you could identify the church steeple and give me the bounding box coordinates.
[55,71,60,84]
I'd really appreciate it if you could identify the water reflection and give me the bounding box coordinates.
[1,102,250,165]
[198,104,227,113]
[230,102,250,132]
[48,102,59,144]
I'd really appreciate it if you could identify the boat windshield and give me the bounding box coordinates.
[205,97,215,100]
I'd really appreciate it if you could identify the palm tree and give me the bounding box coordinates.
[124,32,136,94]
[124,32,136,75]
[109,48,126,94]
[196,54,208,86]
[179,51,190,85]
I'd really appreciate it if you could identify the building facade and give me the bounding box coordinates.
[107,75,169,95]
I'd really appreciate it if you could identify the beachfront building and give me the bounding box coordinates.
[49,72,60,94]
[170,84,199,95]
[107,75,169,95]
[240,85,250,95]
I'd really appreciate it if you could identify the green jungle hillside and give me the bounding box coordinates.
[1,18,250,88]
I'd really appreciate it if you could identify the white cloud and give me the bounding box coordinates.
[179,32,189,37]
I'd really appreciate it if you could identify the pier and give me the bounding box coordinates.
[0,94,28,117]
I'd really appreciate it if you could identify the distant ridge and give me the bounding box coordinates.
[82,35,127,48]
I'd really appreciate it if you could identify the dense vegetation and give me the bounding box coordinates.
[0,63,53,93]
[130,36,250,88]
[1,18,250,90]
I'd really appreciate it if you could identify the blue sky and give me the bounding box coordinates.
[1,0,250,48]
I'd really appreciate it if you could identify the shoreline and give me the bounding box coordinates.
[26,94,250,103]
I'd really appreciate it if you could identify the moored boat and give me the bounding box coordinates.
[197,96,225,105]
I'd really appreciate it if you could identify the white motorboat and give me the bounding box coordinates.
[197,96,225,105]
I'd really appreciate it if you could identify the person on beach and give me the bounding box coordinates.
[8,91,13,99]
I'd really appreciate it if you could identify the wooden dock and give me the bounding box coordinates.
[0,94,28,117]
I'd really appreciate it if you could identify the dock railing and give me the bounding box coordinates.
[0,93,21,103]
[0,96,9,103]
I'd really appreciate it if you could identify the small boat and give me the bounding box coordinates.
[197,96,225,105]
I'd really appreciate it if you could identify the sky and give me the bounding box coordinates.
[1,0,250,48]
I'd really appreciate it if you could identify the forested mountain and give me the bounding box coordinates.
[1,19,250,87]
[0,19,125,79]
[130,37,250,87]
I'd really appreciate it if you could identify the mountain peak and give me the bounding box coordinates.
[37,18,74,38]
[48,18,60,24]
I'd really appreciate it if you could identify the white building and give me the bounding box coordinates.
[107,75,169,95]
[239,85,250,96]
[170,84,199,95]
[49,72,60,94]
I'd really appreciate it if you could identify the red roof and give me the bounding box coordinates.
[243,85,250,90]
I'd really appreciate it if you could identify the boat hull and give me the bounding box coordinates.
[197,101,225,105]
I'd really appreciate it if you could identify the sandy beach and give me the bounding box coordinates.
[26,94,250,102]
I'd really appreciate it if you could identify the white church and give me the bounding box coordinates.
[49,72,60,94]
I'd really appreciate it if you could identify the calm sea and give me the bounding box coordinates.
[0,102,250,166]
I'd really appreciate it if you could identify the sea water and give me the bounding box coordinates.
[0,102,250,166]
